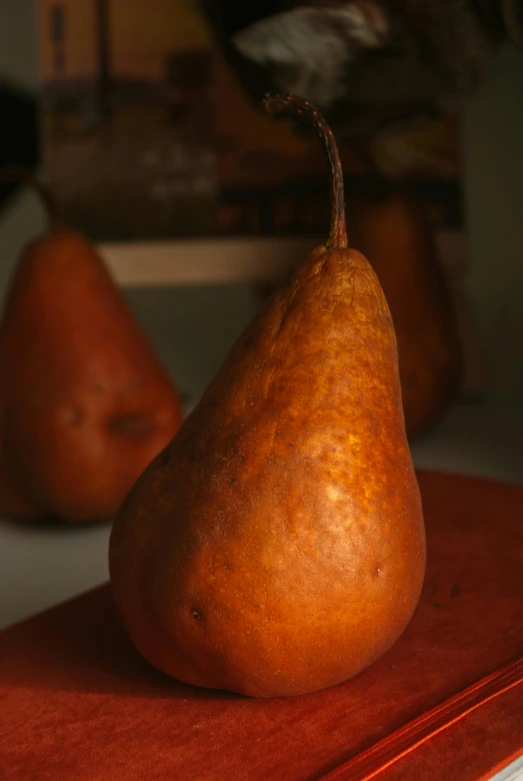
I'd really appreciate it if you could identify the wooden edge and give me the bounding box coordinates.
[97,230,467,288]
[98,235,320,287]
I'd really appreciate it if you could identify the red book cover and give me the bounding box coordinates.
[0,469,522,780]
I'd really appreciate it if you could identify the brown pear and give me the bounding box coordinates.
[109,95,426,698]
[254,186,462,441]
[347,187,461,440]
[0,167,183,523]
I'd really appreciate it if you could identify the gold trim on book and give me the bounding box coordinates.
[319,655,523,781]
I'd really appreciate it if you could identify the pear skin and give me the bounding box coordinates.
[0,168,183,523]
[109,95,426,698]
[254,187,462,442]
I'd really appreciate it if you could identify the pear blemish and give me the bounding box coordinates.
[109,93,426,699]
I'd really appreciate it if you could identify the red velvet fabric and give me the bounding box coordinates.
[0,469,522,781]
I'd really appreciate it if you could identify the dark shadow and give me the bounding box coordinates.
[0,79,40,215]
[0,584,240,703]
[0,514,111,534]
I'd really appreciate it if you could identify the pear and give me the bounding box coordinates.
[0,166,182,523]
[254,187,461,441]
[109,95,426,698]
[347,187,461,440]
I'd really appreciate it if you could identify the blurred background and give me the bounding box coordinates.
[0,0,522,629]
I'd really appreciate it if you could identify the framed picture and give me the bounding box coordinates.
[36,0,463,246]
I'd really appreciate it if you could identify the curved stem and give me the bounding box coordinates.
[0,165,60,227]
[263,93,348,250]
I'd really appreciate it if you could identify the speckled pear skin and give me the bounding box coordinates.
[109,95,426,698]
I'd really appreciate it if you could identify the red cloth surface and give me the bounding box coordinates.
[0,469,522,781]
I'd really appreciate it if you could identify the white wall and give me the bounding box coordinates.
[463,45,523,409]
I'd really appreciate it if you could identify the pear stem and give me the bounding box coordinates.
[263,93,348,250]
[0,165,60,228]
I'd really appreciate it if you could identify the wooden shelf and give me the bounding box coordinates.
[98,235,321,287]
[98,229,467,287]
